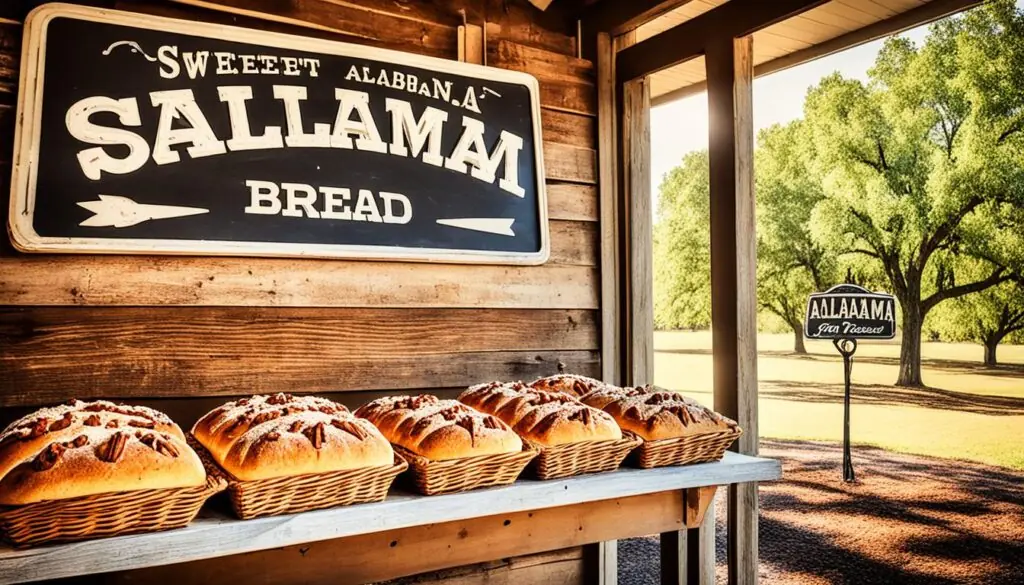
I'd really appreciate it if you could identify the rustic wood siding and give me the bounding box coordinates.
[0,0,599,425]
[0,2,599,582]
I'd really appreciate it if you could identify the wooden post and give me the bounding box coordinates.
[705,35,759,585]
[698,498,717,584]
[597,31,621,388]
[622,75,652,387]
[457,23,484,65]
[594,30,621,585]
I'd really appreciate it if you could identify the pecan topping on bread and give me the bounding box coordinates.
[355,395,521,461]
[458,382,622,447]
[578,384,739,441]
[331,419,368,440]
[0,400,204,506]
[139,432,180,457]
[266,393,292,405]
[530,374,611,398]
[33,442,66,471]
[49,412,74,432]
[27,419,49,439]
[304,422,326,449]
[251,410,283,426]
[97,431,129,463]
[191,394,393,481]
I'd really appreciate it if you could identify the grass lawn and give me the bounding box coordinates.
[653,331,1024,470]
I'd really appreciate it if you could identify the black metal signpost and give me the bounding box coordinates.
[8,5,548,264]
[804,284,897,482]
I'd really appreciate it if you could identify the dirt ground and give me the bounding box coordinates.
[619,440,1024,585]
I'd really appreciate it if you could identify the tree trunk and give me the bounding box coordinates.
[791,321,807,354]
[896,301,924,387]
[984,339,998,366]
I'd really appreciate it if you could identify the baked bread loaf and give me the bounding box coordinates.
[459,382,622,446]
[579,385,739,441]
[354,395,522,461]
[192,393,393,481]
[0,400,205,506]
[530,374,611,398]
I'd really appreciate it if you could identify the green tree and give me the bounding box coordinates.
[803,1,1024,386]
[756,121,836,353]
[929,271,1024,365]
[653,125,835,353]
[654,151,711,330]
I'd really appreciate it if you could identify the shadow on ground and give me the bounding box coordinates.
[759,380,1024,416]
[655,347,1024,380]
[619,440,1024,585]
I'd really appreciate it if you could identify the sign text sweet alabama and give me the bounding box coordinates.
[8,4,548,264]
[804,285,897,340]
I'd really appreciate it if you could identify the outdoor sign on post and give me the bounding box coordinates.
[804,284,897,482]
[8,4,549,264]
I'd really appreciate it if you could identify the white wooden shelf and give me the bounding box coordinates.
[0,452,780,584]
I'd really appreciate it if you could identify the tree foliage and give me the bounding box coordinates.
[654,151,711,330]
[802,0,1024,385]
[755,122,837,352]
[926,259,1024,364]
[652,1,1024,376]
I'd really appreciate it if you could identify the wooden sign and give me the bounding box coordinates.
[804,284,897,340]
[8,4,549,264]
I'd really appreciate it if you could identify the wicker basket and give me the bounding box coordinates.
[529,432,642,480]
[630,427,742,469]
[225,454,408,519]
[187,437,407,520]
[0,470,227,548]
[394,443,538,495]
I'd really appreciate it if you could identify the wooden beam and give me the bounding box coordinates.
[0,454,781,584]
[582,0,697,36]
[77,492,684,585]
[596,31,621,387]
[697,498,717,585]
[660,485,718,585]
[706,34,759,585]
[623,75,652,387]
[617,0,829,82]
[660,528,685,585]
[650,0,985,106]
[457,23,484,65]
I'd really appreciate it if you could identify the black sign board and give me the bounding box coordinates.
[804,284,897,340]
[8,4,548,264]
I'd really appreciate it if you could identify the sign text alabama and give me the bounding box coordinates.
[8,4,549,264]
[804,284,897,340]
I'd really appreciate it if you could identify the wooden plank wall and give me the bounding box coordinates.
[0,0,600,434]
[0,2,601,582]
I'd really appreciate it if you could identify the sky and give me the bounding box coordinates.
[649,24,935,191]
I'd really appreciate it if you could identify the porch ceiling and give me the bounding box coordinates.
[609,0,984,106]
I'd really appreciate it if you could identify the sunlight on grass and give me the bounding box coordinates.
[654,331,1024,470]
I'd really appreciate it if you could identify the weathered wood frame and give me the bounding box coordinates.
[587,1,836,583]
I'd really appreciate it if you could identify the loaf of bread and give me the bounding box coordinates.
[0,400,206,506]
[579,385,739,441]
[530,374,611,398]
[354,395,522,461]
[192,393,393,481]
[459,382,622,446]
